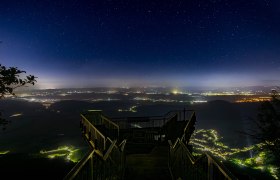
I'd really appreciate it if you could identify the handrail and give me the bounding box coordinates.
[119,139,127,151]
[65,112,127,180]
[183,111,196,144]
[164,112,177,124]
[168,138,237,180]
[103,140,117,160]
[81,114,106,141]
[168,110,236,180]
[105,136,113,144]
[110,109,191,122]
[63,149,95,180]
[109,109,190,129]
[168,138,196,163]
[183,112,195,133]
[64,136,126,180]
[101,115,120,129]
[205,153,236,179]
[81,114,106,150]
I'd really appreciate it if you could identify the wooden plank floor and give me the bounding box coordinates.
[124,145,172,180]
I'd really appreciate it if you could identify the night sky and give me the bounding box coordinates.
[1,0,280,89]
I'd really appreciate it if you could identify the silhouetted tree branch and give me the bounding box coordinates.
[0,64,37,129]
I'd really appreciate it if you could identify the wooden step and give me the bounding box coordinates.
[124,145,171,180]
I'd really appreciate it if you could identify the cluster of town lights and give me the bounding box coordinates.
[118,105,138,113]
[0,150,10,155]
[40,146,80,163]
[190,129,279,179]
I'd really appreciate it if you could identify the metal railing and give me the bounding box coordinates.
[168,112,237,180]
[100,114,120,140]
[64,138,126,180]
[82,110,120,140]
[80,114,107,151]
[80,112,121,151]
[110,109,193,129]
[64,111,126,180]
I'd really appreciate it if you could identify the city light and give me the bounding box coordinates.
[0,150,10,155]
[9,113,23,117]
[190,129,279,179]
[118,105,138,113]
[236,97,271,103]
[172,89,179,95]
[10,87,274,105]
[40,146,80,163]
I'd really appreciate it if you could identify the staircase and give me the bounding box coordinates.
[64,110,237,180]
[124,145,171,180]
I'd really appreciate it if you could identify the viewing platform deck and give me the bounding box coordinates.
[64,109,237,180]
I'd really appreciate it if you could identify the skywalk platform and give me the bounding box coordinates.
[64,109,236,180]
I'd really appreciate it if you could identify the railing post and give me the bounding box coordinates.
[208,155,213,180]
[90,155,94,180]
[168,145,172,179]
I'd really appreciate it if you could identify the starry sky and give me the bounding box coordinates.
[1,0,280,89]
